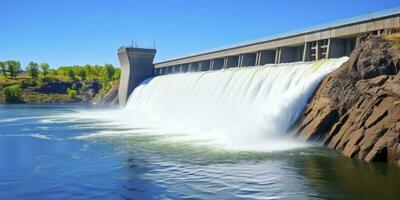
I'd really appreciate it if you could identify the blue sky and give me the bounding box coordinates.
[1,0,399,68]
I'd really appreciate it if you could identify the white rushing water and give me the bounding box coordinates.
[66,57,348,151]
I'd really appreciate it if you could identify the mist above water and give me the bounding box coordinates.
[69,57,348,151]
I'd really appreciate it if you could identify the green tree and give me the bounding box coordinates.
[49,69,58,76]
[3,84,23,103]
[6,60,21,79]
[27,61,39,80]
[0,61,6,76]
[112,68,121,81]
[67,68,75,79]
[40,63,50,79]
[77,68,87,80]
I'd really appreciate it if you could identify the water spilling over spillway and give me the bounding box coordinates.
[69,57,348,151]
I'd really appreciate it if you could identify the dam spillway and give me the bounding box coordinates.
[115,58,348,151]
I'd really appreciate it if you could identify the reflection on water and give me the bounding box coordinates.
[0,104,399,200]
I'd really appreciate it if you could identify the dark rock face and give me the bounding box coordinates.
[36,81,72,94]
[295,35,400,166]
[80,80,102,102]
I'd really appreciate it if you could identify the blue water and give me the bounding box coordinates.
[1,104,400,200]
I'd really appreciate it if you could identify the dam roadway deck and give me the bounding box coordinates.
[153,7,400,75]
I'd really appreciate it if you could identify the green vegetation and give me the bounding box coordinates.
[3,85,23,103]
[27,62,39,80]
[67,88,78,99]
[0,62,6,76]
[6,60,21,79]
[0,60,121,104]
[385,33,400,49]
[40,63,50,79]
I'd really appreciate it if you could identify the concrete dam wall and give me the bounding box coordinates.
[118,8,400,105]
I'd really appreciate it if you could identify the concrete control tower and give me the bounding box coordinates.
[118,47,156,107]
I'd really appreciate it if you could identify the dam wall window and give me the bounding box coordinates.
[326,37,357,58]
[156,68,162,75]
[160,67,166,75]
[172,65,180,73]
[310,41,318,61]
[181,64,189,72]
[189,62,199,72]
[226,56,239,68]
[277,46,303,64]
[212,58,224,70]
[240,53,257,67]
[166,66,172,74]
[320,39,329,59]
[200,60,210,71]
[257,50,276,65]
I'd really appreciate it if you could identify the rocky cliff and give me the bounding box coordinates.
[296,33,400,166]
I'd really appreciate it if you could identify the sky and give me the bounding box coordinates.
[1,0,399,68]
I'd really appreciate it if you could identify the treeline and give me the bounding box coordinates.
[0,60,120,82]
[55,64,120,82]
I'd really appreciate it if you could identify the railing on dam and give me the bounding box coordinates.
[153,7,400,76]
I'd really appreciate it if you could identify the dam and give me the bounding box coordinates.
[118,8,400,106]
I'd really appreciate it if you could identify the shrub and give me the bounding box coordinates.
[385,33,400,49]
[67,88,78,99]
[101,82,112,93]
[3,84,23,103]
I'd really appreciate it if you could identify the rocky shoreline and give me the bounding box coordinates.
[295,33,400,166]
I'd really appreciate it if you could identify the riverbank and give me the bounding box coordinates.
[296,33,400,166]
[0,75,118,104]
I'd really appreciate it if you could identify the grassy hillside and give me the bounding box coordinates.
[0,63,120,104]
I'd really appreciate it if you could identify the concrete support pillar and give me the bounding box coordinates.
[255,51,261,66]
[118,47,156,107]
[227,56,239,68]
[240,53,257,67]
[275,48,281,64]
[315,41,320,61]
[258,50,276,65]
[223,57,228,69]
[210,60,214,70]
[303,42,312,61]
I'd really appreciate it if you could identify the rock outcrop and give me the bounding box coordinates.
[296,34,400,166]
[94,83,119,107]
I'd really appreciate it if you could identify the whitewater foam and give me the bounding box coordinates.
[62,58,348,152]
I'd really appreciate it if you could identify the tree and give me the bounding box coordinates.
[6,60,21,79]
[40,63,50,79]
[27,61,39,80]
[112,68,121,81]
[67,68,75,79]
[0,61,6,76]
